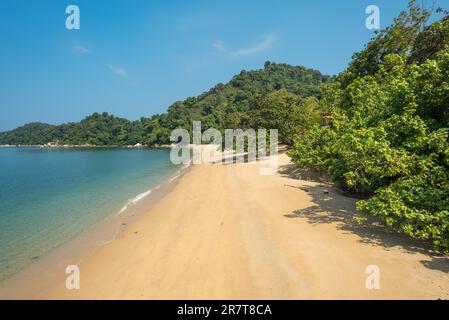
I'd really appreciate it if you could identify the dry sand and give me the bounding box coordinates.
[13,153,449,299]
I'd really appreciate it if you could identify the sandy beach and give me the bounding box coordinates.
[3,152,449,299]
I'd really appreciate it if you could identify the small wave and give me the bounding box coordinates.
[131,189,152,203]
[117,204,128,215]
[115,164,190,216]
[116,189,152,216]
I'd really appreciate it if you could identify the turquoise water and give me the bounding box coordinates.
[0,147,180,281]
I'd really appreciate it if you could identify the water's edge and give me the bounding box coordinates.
[0,162,191,299]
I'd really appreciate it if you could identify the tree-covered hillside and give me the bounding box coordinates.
[290,1,449,251]
[0,62,328,146]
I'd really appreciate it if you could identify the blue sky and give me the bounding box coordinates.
[0,0,438,131]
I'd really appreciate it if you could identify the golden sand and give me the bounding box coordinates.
[5,153,449,299]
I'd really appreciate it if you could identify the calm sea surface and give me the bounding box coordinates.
[0,147,180,281]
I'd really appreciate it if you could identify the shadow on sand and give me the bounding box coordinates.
[279,163,449,274]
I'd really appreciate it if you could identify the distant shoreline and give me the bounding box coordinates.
[0,144,172,149]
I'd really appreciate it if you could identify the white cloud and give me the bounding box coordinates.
[212,33,276,57]
[212,40,225,51]
[232,33,276,56]
[107,65,128,78]
[72,45,89,54]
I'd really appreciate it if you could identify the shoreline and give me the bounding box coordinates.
[0,161,191,299]
[1,152,448,299]
[0,144,173,149]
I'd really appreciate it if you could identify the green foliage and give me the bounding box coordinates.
[0,123,57,145]
[0,113,146,146]
[3,0,448,252]
[290,125,337,172]
[0,62,327,146]
[339,0,431,86]
[409,16,449,63]
[358,164,449,251]
[159,62,327,141]
[290,3,449,251]
[252,89,321,145]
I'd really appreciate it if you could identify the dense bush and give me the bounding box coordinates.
[290,2,449,251]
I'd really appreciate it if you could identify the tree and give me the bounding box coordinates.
[290,6,449,251]
[253,89,321,145]
[339,0,431,86]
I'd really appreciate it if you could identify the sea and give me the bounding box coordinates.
[0,147,182,281]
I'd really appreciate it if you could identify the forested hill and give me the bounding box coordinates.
[0,62,328,146]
